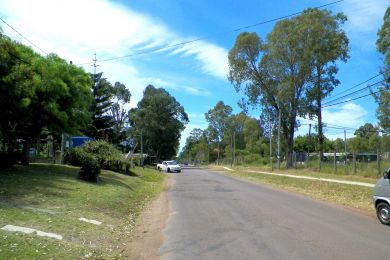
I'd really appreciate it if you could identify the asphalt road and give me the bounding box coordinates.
[159,168,390,260]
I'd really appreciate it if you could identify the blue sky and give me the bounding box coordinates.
[0,0,388,151]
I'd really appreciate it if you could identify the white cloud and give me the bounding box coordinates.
[338,0,388,48]
[0,0,228,81]
[340,0,388,33]
[296,102,370,140]
[142,77,212,97]
[170,40,229,79]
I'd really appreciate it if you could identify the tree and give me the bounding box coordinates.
[375,6,390,134]
[354,123,378,139]
[110,82,131,144]
[128,85,188,160]
[354,123,381,152]
[229,21,311,167]
[243,116,264,154]
[302,9,349,165]
[205,101,233,163]
[87,72,114,140]
[0,33,92,165]
[228,9,349,168]
[181,128,209,164]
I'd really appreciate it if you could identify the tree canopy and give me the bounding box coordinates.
[0,32,92,165]
[228,8,348,168]
[375,6,390,134]
[129,85,188,160]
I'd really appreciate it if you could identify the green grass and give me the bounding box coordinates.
[0,163,165,259]
[211,165,374,213]
[209,164,380,184]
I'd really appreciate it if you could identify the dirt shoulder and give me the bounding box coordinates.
[124,174,173,260]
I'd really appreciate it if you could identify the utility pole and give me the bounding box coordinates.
[230,134,233,167]
[92,52,98,76]
[308,123,312,167]
[269,113,273,171]
[140,130,144,169]
[233,131,236,165]
[344,129,347,165]
[277,106,281,170]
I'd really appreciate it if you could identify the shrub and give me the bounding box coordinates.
[0,151,19,169]
[65,148,100,182]
[78,152,100,182]
[65,140,133,178]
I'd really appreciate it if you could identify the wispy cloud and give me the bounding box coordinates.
[337,0,388,49]
[0,0,228,80]
[143,78,212,97]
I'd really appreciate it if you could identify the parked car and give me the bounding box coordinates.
[373,167,390,225]
[157,160,181,173]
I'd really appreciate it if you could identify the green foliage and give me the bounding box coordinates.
[377,6,390,65]
[110,81,131,143]
[65,148,100,182]
[129,85,188,160]
[228,9,349,168]
[0,34,92,165]
[66,140,133,179]
[87,72,115,140]
[375,6,390,133]
[82,140,132,174]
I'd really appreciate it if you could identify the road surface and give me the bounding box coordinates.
[159,168,390,260]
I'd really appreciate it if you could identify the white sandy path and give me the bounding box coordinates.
[221,167,374,188]
[247,170,375,188]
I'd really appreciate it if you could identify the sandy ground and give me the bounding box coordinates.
[124,174,173,260]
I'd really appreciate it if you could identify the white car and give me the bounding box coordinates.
[157,160,181,173]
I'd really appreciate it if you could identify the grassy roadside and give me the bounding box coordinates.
[210,165,375,214]
[0,164,166,259]
[208,165,379,184]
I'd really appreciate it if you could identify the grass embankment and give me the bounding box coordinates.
[0,164,166,259]
[211,165,375,213]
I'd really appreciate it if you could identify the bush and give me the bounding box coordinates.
[78,152,100,182]
[0,151,19,169]
[65,148,100,182]
[65,140,133,179]
[81,140,131,173]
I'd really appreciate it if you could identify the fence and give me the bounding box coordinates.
[294,151,390,177]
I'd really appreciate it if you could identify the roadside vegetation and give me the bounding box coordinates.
[178,6,389,174]
[0,164,165,259]
[211,165,374,213]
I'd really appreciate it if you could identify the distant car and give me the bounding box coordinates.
[157,160,181,173]
[373,167,390,225]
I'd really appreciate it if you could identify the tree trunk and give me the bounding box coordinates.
[217,142,220,165]
[317,70,324,171]
[317,86,324,172]
[21,139,31,166]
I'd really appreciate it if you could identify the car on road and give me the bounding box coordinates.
[373,167,390,225]
[157,160,181,173]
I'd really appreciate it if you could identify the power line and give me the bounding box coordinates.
[0,17,48,55]
[232,0,344,31]
[300,122,356,131]
[322,79,385,105]
[323,70,388,102]
[7,51,31,65]
[78,0,344,65]
[322,89,383,108]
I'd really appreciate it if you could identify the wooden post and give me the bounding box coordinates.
[377,149,381,176]
[353,151,356,174]
[334,150,337,174]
